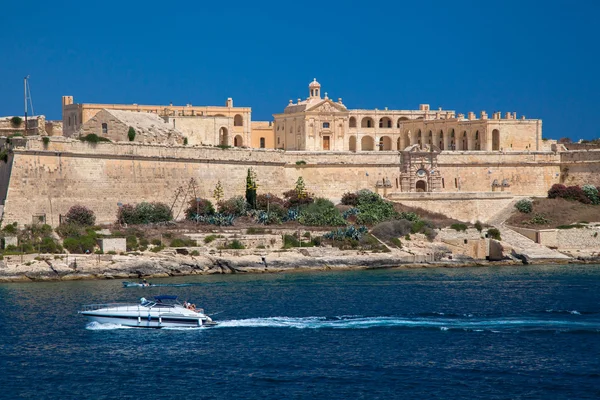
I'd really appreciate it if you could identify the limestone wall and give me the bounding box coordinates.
[559,150,600,186]
[0,138,598,227]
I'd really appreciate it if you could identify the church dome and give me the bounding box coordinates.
[309,78,321,88]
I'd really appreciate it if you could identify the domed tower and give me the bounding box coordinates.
[309,78,321,99]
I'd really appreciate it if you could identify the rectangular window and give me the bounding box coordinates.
[323,122,330,129]
[454,178,458,188]
[442,178,445,188]
[260,138,265,148]
[102,123,108,134]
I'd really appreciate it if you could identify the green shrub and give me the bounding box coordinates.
[515,199,533,213]
[64,205,96,226]
[487,228,501,240]
[556,224,585,229]
[150,245,164,253]
[55,223,84,239]
[355,190,398,225]
[298,198,346,226]
[217,196,247,216]
[190,250,199,256]
[283,234,301,249]
[10,116,22,128]
[582,184,600,205]
[295,160,307,165]
[204,234,219,243]
[0,149,8,163]
[390,237,402,248]
[63,236,96,254]
[474,220,483,232]
[222,239,245,249]
[170,238,196,247]
[183,137,188,146]
[127,127,136,141]
[42,136,50,146]
[528,213,550,225]
[126,235,138,251]
[450,223,467,232]
[151,238,162,246]
[118,202,173,225]
[80,133,110,143]
[38,237,63,254]
[2,223,18,235]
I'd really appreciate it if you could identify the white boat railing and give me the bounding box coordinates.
[81,303,142,312]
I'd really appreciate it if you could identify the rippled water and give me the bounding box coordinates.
[2,265,600,399]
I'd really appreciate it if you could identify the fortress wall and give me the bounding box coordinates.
[436,152,561,195]
[559,150,600,186]
[0,139,593,227]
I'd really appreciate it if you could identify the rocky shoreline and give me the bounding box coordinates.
[0,247,591,283]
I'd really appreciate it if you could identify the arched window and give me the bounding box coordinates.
[361,117,374,128]
[234,115,243,126]
[260,137,265,148]
[349,117,357,128]
[379,117,392,128]
[102,123,108,134]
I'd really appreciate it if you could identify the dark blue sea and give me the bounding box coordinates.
[1,264,600,399]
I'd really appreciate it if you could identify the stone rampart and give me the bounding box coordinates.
[0,138,597,227]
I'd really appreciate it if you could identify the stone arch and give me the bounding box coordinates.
[416,180,427,192]
[397,137,401,150]
[361,135,374,151]
[349,117,357,128]
[450,129,456,150]
[349,136,357,151]
[379,117,392,128]
[219,127,229,145]
[428,130,433,145]
[492,129,500,151]
[361,117,374,128]
[234,114,243,127]
[233,135,243,147]
[461,131,468,150]
[417,129,422,146]
[379,136,392,151]
[438,129,444,149]
[474,130,480,150]
[397,117,409,128]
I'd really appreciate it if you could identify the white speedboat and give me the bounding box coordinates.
[79,295,216,328]
[122,281,154,288]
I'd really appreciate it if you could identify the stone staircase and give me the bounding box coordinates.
[487,197,571,262]
[496,225,570,262]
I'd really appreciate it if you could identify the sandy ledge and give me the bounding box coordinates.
[0,248,592,283]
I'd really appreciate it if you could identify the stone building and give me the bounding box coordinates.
[79,109,185,145]
[274,79,541,152]
[62,96,255,146]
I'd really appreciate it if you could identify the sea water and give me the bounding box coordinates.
[1,264,600,399]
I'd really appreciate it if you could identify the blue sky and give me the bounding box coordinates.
[0,0,598,140]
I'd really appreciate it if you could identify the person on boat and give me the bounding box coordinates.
[141,279,150,287]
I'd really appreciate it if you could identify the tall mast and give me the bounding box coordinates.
[24,76,28,135]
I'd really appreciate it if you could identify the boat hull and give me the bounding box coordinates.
[82,312,208,328]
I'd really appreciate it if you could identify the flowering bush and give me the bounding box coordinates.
[340,192,359,206]
[185,198,215,220]
[548,184,567,199]
[64,205,96,226]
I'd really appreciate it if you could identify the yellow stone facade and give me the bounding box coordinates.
[274,79,541,152]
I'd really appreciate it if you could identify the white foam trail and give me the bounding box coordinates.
[86,322,133,330]
[214,316,600,332]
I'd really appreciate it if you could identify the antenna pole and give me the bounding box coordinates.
[24,76,28,135]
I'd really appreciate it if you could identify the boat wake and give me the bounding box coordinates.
[215,314,600,333]
[86,321,135,330]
